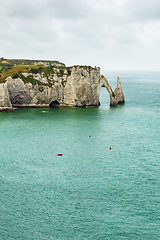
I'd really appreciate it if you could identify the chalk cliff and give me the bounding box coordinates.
[0,65,125,111]
[114,77,125,104]
[0,82,12,111]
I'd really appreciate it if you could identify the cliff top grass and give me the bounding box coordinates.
[0,58,65,66]
[0,58,67,83]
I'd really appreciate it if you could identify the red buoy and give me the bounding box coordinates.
[110,147,111,150]
[57,154,63,156]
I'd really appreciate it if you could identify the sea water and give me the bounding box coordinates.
[0,72,160,239]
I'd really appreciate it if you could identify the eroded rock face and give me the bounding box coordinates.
[0,66,125,110]
[63,66,102,106]
[6,77,56,107]
[0,82,12,111]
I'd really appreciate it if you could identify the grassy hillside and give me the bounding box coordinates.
[0,58,65,67]
[0,58,67,84]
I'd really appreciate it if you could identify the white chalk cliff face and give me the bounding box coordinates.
[114,77,125,104]
[0,66,125,110]
[0,82,12,111]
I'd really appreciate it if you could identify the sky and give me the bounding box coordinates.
[1,0,160,71]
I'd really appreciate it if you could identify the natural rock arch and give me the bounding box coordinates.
[101,75,125,106]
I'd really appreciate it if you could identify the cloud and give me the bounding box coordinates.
[47,0,88,19]
[124,0,160,21]
[0,0,160,70]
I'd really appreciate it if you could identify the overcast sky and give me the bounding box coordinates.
[1,0,160,71]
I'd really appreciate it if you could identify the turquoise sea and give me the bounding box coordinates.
[0,71,160,239]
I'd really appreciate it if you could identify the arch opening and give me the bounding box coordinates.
[49,100,60,107]
[100,86,110,107]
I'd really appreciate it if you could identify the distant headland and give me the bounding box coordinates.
[0,58,125,111]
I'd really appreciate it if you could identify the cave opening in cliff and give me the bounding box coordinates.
[49,100,60,107]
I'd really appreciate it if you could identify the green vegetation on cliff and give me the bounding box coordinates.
[0,58,65,67]
[0,58,98,89]
[0,58,72,85]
